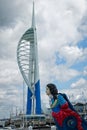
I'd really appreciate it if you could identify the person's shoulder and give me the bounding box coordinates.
[58,93,63,96]
[58,93,67,104]
[58,93,64,99]
[58,93,67,98]
[58,93,66,101]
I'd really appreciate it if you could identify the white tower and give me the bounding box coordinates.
[17,2,41,115]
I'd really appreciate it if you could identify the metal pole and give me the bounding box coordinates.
[23,80,25,128]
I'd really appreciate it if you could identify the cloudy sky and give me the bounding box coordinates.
[0,0,87,119]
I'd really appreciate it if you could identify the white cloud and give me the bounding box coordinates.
[61,86,87,103]
[83,66,87,76]
[71,78,87,88]
[59,46,83,66]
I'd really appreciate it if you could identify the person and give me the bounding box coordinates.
[46,83,87,130]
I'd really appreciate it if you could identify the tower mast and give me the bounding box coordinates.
[32,1,35,29]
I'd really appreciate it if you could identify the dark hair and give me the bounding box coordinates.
[46,83,58,100]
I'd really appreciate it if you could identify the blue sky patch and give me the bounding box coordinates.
[55,52,66,65]
[78,38,87,49]
[70,60,87,71]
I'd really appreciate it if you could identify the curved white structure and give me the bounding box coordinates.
[17,2,41,114]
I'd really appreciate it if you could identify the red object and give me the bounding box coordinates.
[52,103,83,130]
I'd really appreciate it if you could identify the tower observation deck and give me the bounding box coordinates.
[17,2,41,115]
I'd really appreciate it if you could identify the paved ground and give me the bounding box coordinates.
[17,126,57,130]
[20,128,51,130]
[27,127,51,130]
[21,126,57,130]
[33,128,51,130]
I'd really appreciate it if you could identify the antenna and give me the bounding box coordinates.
[32,1,36,28]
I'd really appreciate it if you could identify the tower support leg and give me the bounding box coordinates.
[35,80,41,114]
[26,87,32,114]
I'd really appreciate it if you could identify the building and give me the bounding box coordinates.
[73,102,87,118]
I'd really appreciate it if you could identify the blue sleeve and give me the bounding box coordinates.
[58,94,67,106]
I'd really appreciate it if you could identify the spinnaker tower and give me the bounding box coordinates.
[17,2,41,115]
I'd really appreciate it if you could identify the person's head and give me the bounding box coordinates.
[46,83,58,100]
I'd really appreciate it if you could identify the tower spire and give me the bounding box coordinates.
[32,1,36,28]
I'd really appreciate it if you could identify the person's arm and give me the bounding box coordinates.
[50,99,58,108]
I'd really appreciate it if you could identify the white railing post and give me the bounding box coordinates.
[51,125,56,130]
[28,125,33,130]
